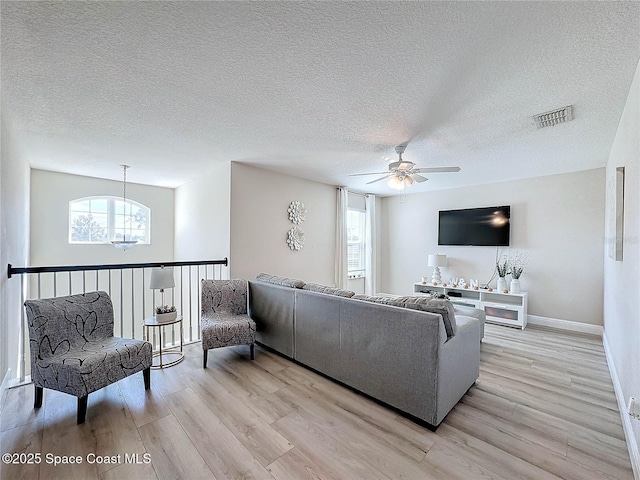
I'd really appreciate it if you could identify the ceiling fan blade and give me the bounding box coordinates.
[410,174,428,183]
[413,166,461,173]
[349,171,391,176]
[366,174,393,185]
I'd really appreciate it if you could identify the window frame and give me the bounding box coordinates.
[68,196,151,245]
[346,207,366,279]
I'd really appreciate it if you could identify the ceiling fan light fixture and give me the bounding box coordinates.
[404,176,415,187]
[387,175,405,190]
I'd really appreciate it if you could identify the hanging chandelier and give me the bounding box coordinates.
[111,164,138,250]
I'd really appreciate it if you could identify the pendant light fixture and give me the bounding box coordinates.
[111,164,138,250]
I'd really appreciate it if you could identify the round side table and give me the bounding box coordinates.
[143,315,184,369]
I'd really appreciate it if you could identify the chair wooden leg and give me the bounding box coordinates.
[250,343,255,360]
[143,367,151,390]
[34,386,43,408]
[77,395,88,424]
[203,349,208,368]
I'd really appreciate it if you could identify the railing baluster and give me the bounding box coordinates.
[131,269,135,339]
[142,268,146,319]
[179,266,184,341]
[120,269,124,337]
[37,273,41,299]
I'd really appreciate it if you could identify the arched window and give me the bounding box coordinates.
[69,196,150,244]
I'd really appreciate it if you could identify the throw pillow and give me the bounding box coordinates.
[302,283,355,298]
[255,273,305,289]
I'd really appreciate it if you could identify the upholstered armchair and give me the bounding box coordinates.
[24,291,152,424]
[201,279,256,368]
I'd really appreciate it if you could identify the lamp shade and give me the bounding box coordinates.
[428,254,447,267]
[149,267,175,290]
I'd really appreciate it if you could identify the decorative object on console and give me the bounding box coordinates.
[504,250,532,294]
[287,201,307,225]
[496,258,509,292]
[111,164,138,250]
[155,305,177,323]
[287,226,305,251]
[150,266,176,320]
[428,254,447,284]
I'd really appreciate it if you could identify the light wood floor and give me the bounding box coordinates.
[1,324,634,480]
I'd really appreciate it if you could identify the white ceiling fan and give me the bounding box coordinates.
[351,145,461,190]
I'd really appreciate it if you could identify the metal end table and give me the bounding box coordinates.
[143,315,184,369]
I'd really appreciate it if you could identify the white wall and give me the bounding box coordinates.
[30,170,174,266]
[0,116,31,383]
[230,162,336,284]
[381,168,605,325]
[603,60,640,471]
[174,162,230,262]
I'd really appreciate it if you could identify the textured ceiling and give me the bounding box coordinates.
[2,1,639,195]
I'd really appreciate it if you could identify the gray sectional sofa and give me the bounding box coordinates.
[247,274,484,429]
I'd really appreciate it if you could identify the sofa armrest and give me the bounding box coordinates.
[435,315,481,426]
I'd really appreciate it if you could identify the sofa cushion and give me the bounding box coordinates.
[256,273,305,289]
[302,283,355,298]
[353,294,457,338]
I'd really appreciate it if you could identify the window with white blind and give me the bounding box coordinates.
[347,208,366,278]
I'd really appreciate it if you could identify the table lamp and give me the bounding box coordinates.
[149,266,175,310]
[428,254,447,284]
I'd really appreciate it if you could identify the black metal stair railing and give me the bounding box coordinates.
[8,258,228,383]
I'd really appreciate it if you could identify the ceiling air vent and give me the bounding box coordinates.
[533,105,573,128]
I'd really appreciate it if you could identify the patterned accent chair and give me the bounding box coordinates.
[201,279,256,368]
[24,291,152,424]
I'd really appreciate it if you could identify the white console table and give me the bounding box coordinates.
[413,283,528,330]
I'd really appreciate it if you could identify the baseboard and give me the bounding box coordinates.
[527,314,603,336]
[603,331,640,479]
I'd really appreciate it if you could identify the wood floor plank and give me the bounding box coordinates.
[97,459,158,480]
[0,324,633,480]
[84,384,148,475]
[272,411,395,480]
[164,387,274,480]
[266,447,339,480]
[0,383,45,432]
[39,393,99,480]
[0,419,43,480]
[275,372,435,461]
[275,383,435,479]
[138,415,216,480]
[184,367,293,466]
[421,440,511,480]
[434,424,562,480]
[118,372,172,428]
[202,357,293,424]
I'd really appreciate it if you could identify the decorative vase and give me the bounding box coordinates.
[510,279,521,294]
[156,311,177,323]
[497,277,507,292]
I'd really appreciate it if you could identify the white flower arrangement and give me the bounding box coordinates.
[504,250,532,279]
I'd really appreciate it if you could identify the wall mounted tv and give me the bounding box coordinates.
[438,206,511,246]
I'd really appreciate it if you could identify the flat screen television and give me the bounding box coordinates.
[438,206,511,246]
